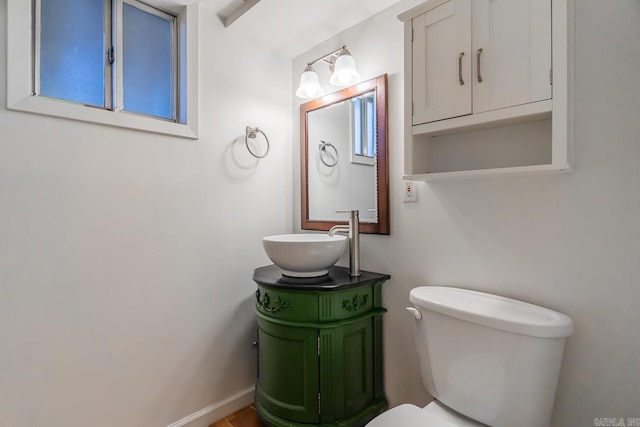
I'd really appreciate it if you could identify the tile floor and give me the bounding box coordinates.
[209,404,267,427]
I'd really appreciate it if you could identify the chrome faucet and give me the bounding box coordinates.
[328,210,360,277]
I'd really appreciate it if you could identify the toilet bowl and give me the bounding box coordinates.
[366,286,573,427]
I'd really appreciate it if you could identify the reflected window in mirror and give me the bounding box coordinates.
[351,93,377,166]
[300,74,389,235]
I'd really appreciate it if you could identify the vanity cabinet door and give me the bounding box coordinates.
[255,317,319,424]
[412,0,472,125]
[319,318,374,423]
[472,0,552,114]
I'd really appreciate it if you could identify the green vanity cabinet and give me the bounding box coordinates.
[253,265,390,427]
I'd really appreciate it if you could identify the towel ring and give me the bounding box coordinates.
[319,140,339,167]
[245,126,270,159]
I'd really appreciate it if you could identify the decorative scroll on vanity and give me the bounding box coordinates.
[252,265,390,427]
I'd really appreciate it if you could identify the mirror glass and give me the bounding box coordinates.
[300,74,389,234]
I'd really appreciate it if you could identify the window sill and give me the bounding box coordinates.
[8,95,198,139]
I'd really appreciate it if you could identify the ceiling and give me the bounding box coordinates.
[165,0,404,58]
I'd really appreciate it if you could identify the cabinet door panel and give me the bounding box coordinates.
[412,0,472,125]
[256,319,319,424]
[472,0,551,113]
[343,319,374,414]
[319,318,374,423]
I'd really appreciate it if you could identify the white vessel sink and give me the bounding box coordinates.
[262,234,348,278]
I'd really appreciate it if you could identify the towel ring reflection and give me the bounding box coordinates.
[319,140,339,167]
[245,126,270,159]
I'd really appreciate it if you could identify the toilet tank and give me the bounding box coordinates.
[409,287,573,427]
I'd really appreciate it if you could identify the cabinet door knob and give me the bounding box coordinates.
[477,48,484,83]
[252,341,258,350]
[458,52,465,85]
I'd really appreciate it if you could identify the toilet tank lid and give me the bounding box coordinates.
[409,287,574,338]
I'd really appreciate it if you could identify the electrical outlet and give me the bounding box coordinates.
[403,180,417,203]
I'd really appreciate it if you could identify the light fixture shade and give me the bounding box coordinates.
[329,49,361,86]
[296,65,324,99]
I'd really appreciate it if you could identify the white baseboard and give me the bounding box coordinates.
[167,385,255,427]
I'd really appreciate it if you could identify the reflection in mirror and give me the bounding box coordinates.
[301,74,389,235]
[307,93,377,222]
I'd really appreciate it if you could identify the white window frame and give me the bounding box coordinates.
[6,0,199,139]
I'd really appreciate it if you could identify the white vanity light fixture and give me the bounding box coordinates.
[296,64,324,98]
[296,45,361,99]
[329,48,361,86]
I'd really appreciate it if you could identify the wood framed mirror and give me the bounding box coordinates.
[300,74,389,234]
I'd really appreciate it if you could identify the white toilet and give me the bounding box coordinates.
[367,286,573,427]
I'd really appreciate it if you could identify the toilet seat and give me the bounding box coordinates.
[366,404,457,427]
[366,401,486,427]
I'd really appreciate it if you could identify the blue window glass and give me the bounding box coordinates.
[352,95,377,159]
[40,0,105,107]
[123,3,174,120]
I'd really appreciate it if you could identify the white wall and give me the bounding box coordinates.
[294,0,640,425]
[0,2,293,426]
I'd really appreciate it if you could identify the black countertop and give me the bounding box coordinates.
[253,264,391,291]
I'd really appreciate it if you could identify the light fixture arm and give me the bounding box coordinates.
[306,45,348,68]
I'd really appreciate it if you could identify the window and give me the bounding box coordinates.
[7,0,199,138]
[350,92,377,166]
[38,0,177,120]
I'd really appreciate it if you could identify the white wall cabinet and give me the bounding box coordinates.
[399,0,572,180]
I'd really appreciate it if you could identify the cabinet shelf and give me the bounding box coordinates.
[412,100,551,138]
[404,163,572,182]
